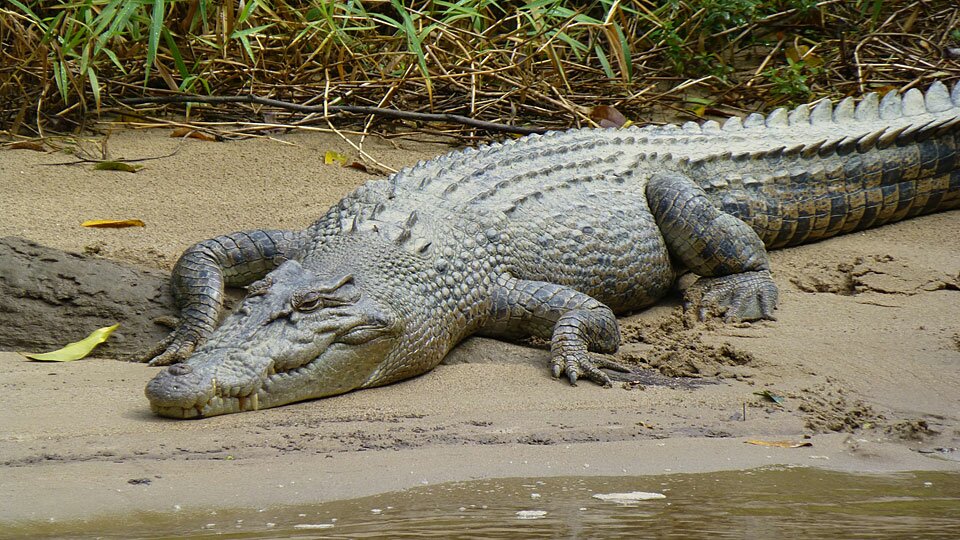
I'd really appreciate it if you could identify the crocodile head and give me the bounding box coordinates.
[145,259,405,418]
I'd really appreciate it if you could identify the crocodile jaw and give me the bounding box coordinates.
[145,333,396,418]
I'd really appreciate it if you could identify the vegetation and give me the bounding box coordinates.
[1,0,959,138]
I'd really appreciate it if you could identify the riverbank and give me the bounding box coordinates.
[2,128,958,524]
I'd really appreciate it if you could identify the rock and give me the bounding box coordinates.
[0,236,177,361]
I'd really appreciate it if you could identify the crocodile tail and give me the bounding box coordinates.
[697,81,960,249]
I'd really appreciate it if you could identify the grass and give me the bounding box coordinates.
[1,0,959,139]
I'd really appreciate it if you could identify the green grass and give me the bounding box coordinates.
[2,0,958,136]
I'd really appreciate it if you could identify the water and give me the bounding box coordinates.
[8,468,960,539]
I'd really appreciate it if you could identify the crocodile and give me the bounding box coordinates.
[145,81,960,418]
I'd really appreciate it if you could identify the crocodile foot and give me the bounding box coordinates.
[550,352,633,387]
[684,270,779,322]
[142,327,203,366]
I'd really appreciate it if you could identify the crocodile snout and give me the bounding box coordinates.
[145,361,216,417]
[167,363,193,376]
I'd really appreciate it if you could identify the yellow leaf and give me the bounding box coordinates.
[82,219,146,228]
[745,439,813,448]
[786,44,823,68]
[324,150,349,166]
[22,324,120,362]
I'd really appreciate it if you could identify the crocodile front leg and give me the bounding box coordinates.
[646,172,778,321]
[483,276,631,386]
[146,229,304,366]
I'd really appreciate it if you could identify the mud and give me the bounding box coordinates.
[0,236,176,359]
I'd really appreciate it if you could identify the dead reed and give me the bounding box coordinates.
[2,0,959,140]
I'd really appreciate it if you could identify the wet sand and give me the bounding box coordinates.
[1,129,958,524]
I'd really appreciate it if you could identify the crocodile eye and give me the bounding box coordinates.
[291,291,324,312]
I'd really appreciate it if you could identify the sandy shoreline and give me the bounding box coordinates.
[1,129,959,524]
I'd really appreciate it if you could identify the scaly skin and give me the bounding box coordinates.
[145,81,960,418]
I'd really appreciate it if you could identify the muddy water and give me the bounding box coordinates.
[8,468,960,539]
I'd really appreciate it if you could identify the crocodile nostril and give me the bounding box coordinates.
[168,364,194,376]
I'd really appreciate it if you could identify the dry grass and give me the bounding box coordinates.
[2,0,959,141]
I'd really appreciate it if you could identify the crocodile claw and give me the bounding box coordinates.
[143,328,203,366]
[684,270,779,322]
[551,353,632,387]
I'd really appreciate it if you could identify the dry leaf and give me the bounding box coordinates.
[590,105,628,128]
[7,141,46,152]
[82,219,146,228]
[745,440,813,448]
[346,161,370,173]
[21,324,120,362]
[170,128,218,141]
[754,389,786,405]
[93,161,143,173]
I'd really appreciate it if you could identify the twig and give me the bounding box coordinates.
[322,72,397,175]
[117,94,547,136]
[40,137,186,166]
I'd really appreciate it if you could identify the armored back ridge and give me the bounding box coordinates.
[143,81,960,418]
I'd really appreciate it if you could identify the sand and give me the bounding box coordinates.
[1,128,959,524]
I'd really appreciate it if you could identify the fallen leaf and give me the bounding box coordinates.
[324,150,349,166]
[590,105,628,128]
[21,324,120,362]
[785,44,824,67]
[754,389,786,405]
[686,97,713,118]
[82,219,146,228]
[93,161,143,173]
[7,141,46,152]
[745,440,812,448]
[170,127,218,141]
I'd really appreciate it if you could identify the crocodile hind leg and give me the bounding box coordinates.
[146,229,304,366]
[483,276,631,386]
[646,172,778,321]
